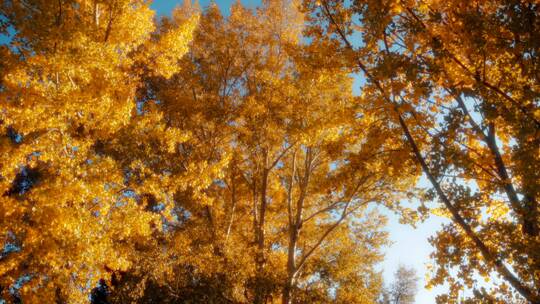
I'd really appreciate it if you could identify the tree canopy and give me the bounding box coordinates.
[1,0,538,303]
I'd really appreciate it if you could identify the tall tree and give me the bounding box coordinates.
[105,1,415,303]
[0,1,198,302]
[304,0,540,302]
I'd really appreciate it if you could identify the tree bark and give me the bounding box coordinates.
[254,163,269,304]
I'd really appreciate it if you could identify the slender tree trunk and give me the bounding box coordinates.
[225,171,237,245]
[282,150,310,304]
[282,226,298,304]
[281,277,294,304]
[93,1,100,26]
[254,166,269,304]
[104,4,114,42]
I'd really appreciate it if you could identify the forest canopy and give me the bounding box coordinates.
[0,0,538,303]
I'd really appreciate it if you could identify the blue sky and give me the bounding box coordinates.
[151,0,449,302]
[152,0,257,16]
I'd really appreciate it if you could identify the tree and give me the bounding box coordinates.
[304,0,540,302]
[103,1,415,303]
[0,1,198,302]
[380,265,419,304]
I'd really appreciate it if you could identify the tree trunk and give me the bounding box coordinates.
[254,167,269,304]
[282,223,298,304]
[281,278,293,304]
